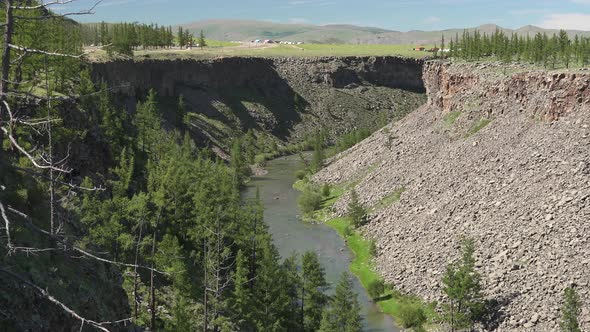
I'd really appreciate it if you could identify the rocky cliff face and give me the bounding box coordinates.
[314,61,590,331]
[91,56,425,147]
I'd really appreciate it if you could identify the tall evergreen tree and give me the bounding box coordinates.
[319,272,363,332]
[441,238,486,332]
[348,189,366,228]
[199,30,207,49]
[560,287,582,332]
[302,251,329,331]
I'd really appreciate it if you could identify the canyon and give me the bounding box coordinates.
[314,61,590,331]
[91,56,425,148]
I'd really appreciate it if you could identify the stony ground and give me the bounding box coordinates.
[314,61,590,331]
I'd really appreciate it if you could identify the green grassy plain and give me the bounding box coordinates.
[86,42,432,62]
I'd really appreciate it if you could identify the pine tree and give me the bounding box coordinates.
[135,89,162,153]
[231,249,256,330]
[199,30,207,49]
[559,30,572,68]
[302,251,329,331]
[253,237,291,331]
[283,254,304,331]
[310,131,325,173]
[348,189,366,228]
[560,287,582,332]
[177,26,185,48]
[441,238,486,332]
[319,272,363,332]
[176,94,186,127]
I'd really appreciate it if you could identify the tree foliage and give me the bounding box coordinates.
[448,28,590,68]
[348,189,367,228]
[441,238,486,332]
[81,21,175,55]
[561,287,582,332]
[0,3,364,330]
[319,272,363,332]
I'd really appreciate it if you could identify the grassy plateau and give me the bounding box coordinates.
[86,42,432,62]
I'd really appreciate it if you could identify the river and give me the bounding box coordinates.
[243,154,399,332]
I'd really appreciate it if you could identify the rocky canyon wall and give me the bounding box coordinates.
[314,61,590,331]
[90,56,426,147]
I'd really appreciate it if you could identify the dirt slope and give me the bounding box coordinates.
[314,61,590,331]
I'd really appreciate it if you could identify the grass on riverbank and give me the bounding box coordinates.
[327,217,438,330]
[293,178,439,330]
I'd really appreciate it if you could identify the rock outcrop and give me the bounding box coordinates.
[314,61,590,331]
[91,56,426,146]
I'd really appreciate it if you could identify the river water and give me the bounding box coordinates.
[243,154,399,332]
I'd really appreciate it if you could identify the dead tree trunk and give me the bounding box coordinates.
[203,237,208,332]
[133,221,144,320]
[0,0,14,147]
[150,230,156,330]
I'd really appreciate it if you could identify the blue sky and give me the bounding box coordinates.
[64,0,590,31]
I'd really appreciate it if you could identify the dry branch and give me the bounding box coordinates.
[0,267,127,332]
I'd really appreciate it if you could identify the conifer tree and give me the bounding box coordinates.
[560,287,582,332]
[302,251,329,331]
[199,30,207,49]
[283,254,304,331]
[319,272,363,332]
[441,238,486,332]
[348,189,367,228]
[232,249,255,330]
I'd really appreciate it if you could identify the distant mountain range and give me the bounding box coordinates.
[180,20,590,45]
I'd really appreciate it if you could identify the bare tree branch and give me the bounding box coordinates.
[8,44,84,58]
[13,0,104,20]
[0,161,105,191]
[3,203,170,275]
[1,126,73,173]
[11,0,77,10]
[72,247,170,275]
[0,201,14,251]
[0,267,115,332]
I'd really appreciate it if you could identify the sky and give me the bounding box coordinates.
[63,0,590,31]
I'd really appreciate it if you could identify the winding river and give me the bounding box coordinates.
[243,154,399,332]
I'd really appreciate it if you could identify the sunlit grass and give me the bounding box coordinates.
[86,42,432,62]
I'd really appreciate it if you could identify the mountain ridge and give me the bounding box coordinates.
[178,19,590,44]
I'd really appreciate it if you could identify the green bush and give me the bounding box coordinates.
[369,240,378,257]
[397,301,427,330]
[343,224,352,237]
[367,279,385,300]
[295,169,307,180]
[321,183,331,197]
[348,189,367,228]
[298,186,322,215]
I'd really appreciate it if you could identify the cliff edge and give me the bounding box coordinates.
[314,61,590,331]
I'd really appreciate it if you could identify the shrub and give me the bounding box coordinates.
[397,301,427,330]
[369,240,378,257]
[367,279,385,300]
[321,183,331,197]
[343,224,352,237]
[295,169,307,180]
[348,189,367,228]
[298,186,322,215]
[254,154,268,166]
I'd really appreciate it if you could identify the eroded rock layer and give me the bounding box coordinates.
[314,61,590,331]
[91,56,426,147]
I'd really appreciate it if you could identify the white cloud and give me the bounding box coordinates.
[284,0,337,7]
[288,18,310,24]
[538,13,590,30]
[423,16,441,24]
